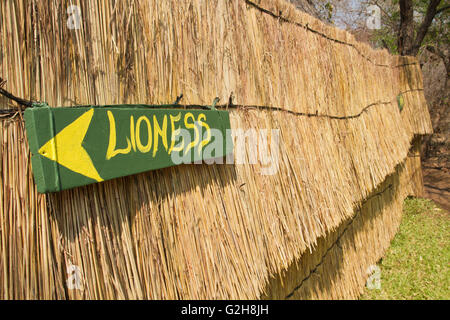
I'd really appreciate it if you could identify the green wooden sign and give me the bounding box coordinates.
[24,105,232,193]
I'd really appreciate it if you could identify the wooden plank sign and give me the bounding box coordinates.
[24,105,232,193]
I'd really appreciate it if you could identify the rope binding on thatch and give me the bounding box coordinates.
[285,182,394,298]
[0,84,421,121]
[0,78,34,109]
[244,0,419,69]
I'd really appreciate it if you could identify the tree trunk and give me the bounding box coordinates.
[398,0,442,56]
[398,0,415,55]
[410,0,442,56]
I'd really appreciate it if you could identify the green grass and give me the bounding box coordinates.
[360,198,449,300]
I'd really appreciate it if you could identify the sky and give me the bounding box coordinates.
[332,0,366,30]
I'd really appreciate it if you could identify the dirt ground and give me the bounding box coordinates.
[420,49,449,213]
[421,98,449,213]
[422,159,450,212]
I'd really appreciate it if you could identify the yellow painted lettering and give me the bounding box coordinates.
[136,116,152,153]
[168,112,183,154]
[153,115,168,157]
[130,116,136,152]
[198,113,211,156]
[106,111,131,160]
[184,112,199,155]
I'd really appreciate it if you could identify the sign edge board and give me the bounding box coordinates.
[24,106,233,193]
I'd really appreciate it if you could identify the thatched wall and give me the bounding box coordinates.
[0,0,432,299]
[263,141,425,299]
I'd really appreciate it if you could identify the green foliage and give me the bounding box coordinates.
[371,0,450,54]
[360,198,450,300]
[372,28,400,54]
[324,2,334,20]
[314,0,335,23]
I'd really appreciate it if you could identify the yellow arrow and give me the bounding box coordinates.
[38,109,103,182]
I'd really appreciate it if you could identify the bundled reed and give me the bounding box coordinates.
[263,149,425,299]
[0,0,432,299]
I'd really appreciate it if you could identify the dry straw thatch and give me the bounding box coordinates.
[263,140,425,299]
[0,0,432,299]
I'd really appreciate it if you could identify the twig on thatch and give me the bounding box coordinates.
[219,87,423,119]
[0,87,424,122]
[244,0,419,67]
[0,78,34,108]
[424,184,450,192]
[173,94,184,105]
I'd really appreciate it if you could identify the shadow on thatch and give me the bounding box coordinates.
[262,167,401,299]
[48,163,238,242]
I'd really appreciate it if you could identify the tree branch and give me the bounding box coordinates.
[426,45,445,60]
[436,5,450,15]
[426,45,450,78]
[0,78,33,108]
[410,0,442,56]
